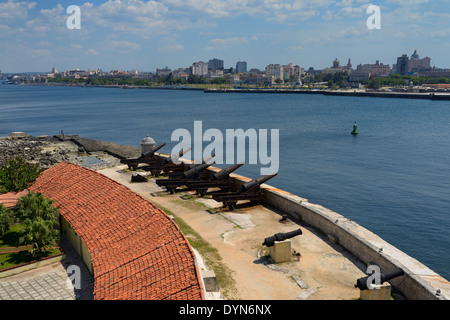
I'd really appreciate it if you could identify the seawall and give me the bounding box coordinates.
[204,88,450,100]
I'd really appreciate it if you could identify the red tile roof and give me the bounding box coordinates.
[28,162,204,300]
[0,190,29,208]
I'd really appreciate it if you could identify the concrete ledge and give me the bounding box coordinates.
[0,252,66,279]
[259,182,450,300]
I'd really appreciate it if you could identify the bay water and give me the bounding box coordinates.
[1,84,449,280]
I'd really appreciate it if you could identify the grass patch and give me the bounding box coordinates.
[0,223,61,270]
[159,204,239,300]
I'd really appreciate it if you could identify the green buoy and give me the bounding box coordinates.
[351,121,359,135]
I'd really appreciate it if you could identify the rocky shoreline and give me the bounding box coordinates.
[0,132,141,170]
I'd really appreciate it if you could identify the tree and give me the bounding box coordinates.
[0,157,42,193]
[0,204,13,236]
[287,74,298,83]
[367,78,383,89]
[13,191,59,225]
[275,78,283,84]
[19,217,59,258]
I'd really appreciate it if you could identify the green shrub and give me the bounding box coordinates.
[0,204,13,236]
[19,217,59,258]
[13,191,59,225]
[0,157,42,193]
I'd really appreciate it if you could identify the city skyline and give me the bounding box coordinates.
[1,0,450,73]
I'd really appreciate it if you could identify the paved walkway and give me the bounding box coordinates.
[0,237,94,300]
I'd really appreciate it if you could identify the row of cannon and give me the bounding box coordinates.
[121,142,277,210]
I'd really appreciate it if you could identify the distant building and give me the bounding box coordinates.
[172,68,190,78]
[321,58,352,75]
[236,61,247,74]
[282,63,301,81]
[156,67,172,77]
[240,73,274,85]
[222,67,235,74]
[249,68,263,74]
[191,61,208,76]
[395,54,409,75]
[346,59,353,71]
[355,60,391,78]
[47,66,59,78]
[369,60,391,77]
[265,64,284,80]
[333,58,340,69]
[208,58,224,72]
[349,64,371,85]
[408,50,431,73]
[417,68,450,78]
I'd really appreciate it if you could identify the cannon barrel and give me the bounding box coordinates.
[187,153,216,169]
[262,229,302,247]
[121,142,166,165]
[170,147,192,164]
[240,173,277,193]
[212,162,245,181]
[184,161,214,179]
[142,142,166,158]
[355,268,405,291]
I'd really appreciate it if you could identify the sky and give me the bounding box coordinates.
[1,0,450,73]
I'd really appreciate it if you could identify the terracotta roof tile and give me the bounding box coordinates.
[28,162,204,300]
[0,190,30,208]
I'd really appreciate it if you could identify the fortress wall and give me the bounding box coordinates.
[131,153,449,300]
[224,172,450,300]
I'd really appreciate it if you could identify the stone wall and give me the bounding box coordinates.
[215,172,447,300]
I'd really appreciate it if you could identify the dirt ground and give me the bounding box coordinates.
[98,165,367,300]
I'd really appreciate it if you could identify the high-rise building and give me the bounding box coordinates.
[395,54,409,75]
[192,61,209,76]
[265,64,284,80]
[282,63,301,81]
[208,58,224,72]
[236,61,247,74]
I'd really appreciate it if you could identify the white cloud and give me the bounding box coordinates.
[109,40,141,50]
[0,0,36,22]
[85,48,100,56]
[206,36,252,50]
[157,36,184,52]
[25,3,66,34]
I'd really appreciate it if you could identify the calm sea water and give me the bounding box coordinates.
[1,84,449,280]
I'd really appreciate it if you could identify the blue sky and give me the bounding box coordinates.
[1,0,449,73]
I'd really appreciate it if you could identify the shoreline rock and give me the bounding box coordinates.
[0,132,140,170]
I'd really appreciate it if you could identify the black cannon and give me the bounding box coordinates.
[120,142,166,170]
[355,268,405,291]
[262,229,302,247]
[186,162,245,196]
[141,147,191,176]
[212,173,277,210]
[163,153,216,179]
[156,161,215,194]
